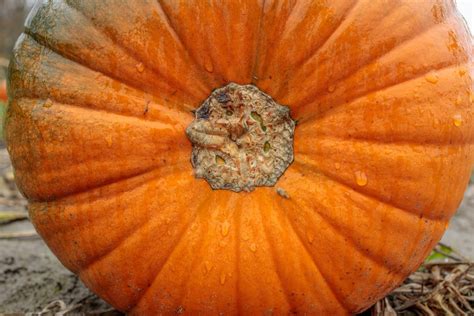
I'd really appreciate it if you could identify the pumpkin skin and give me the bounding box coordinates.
[5,0,474,314]
[0,80,6,102]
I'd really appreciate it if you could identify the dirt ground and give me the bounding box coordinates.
[440,184,474,260]
[0,144,473,314]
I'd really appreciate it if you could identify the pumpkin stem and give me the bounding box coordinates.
[186,83,295,192]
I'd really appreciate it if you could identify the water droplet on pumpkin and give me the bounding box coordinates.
[105,135,113,147]
[43,99,53,108]
[249,243,257,252]
[221,221,230,237]
[453,114,462,127]
[355,171,368,187]
[204,59,214,73]
[306,230,314,244]
[220,273,226,285]
[334,162,341,170]
[328,85,336,93]
[136,62,145,73]
[204,261,213,273]
[425,74,439,84]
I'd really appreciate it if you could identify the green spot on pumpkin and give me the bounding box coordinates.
[264,141,271,153]
[250,111,267,132]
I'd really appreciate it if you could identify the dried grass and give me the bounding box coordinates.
[370,244,474,316]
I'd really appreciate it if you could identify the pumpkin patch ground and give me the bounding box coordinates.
[1,0,474,315]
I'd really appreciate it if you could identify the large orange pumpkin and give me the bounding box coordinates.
[5,0,474,315]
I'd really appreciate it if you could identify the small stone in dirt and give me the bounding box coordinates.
[0,256,15,265]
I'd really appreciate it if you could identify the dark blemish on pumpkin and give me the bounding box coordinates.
[191,153,198,167]
[143,101,150,115]
[216,91,231,104]
[196,103,211,119]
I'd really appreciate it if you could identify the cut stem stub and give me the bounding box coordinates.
[186,83,295,192]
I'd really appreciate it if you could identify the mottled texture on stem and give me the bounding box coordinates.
[186,83,295,192]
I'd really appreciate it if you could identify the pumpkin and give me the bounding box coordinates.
[0,80,6,102]
[5,0,474,314]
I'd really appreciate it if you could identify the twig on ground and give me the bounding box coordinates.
[370,244,474,315]
[9,300,125,316]
[0,210,28,225]
[0,230,38,239]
